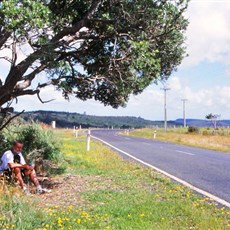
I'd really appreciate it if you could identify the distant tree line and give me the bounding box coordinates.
[21,110,164,129]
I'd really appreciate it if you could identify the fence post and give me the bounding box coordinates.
[87,129,91,151]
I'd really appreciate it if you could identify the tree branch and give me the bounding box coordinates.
[51,0,104,43]
[11,35,17,69]
[15,64,48,90]
[0,110,25,131]
[0,31,11,48]
[37,91,55,104]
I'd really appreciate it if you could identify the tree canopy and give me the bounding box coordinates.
[0,0,189,114]
[205,113,220,129]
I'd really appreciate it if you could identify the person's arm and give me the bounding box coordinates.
[8,162,34,170]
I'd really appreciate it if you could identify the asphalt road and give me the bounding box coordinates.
[91,129,230,206]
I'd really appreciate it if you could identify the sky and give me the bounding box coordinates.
[4,0,230,121]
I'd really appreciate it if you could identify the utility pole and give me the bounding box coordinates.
[181,99,188,128]
[161,86,170,131]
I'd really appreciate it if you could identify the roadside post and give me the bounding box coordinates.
[87,129,91,151]
[73,126,76,135]
[75,128,79,138]
[153,130,157,139]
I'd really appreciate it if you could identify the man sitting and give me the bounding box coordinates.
[0,140,49,194]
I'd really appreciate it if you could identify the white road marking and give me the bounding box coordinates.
[176,150,195,156]
[92,135,230,208]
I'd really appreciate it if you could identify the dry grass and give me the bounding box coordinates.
[129,128,230,153]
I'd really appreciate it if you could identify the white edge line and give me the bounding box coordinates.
[92,135,230,208]
[176,150,195,156]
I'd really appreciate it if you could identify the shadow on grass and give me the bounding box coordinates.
[48,167,66,175]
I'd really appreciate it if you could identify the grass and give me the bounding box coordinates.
[129,127,230,153]
[0,186,45,229]
[0,128,230,229]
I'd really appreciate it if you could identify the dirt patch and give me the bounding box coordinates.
[35,174,129,209]
[35,174,93,208]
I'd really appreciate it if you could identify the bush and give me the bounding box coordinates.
[0,133,10,154]
[0,122,61,161]
[187,126,199,133]
[202,130,209,135]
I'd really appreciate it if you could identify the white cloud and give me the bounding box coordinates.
[9,76,230,120]
[174,84,230,119]
[182,1,230,67]
[168,77,182,90]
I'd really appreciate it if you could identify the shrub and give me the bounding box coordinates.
[18,124,61,160]
[0,122,61,161]
[187,126,199,133]
[202,130,209,135]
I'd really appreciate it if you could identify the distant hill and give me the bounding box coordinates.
[21,110,167,129]
[174,119,230,127]
[20,111,230,129]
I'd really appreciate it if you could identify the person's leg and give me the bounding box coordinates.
[24,169,40,187]
[24,169,50,194]
[13,168,25,189]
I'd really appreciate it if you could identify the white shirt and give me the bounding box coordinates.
[0,150,26,172]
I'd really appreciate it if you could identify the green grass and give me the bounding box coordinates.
[0,187,45,229]
[0,128,230,229]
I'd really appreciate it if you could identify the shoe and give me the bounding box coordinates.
[36,187,51,194]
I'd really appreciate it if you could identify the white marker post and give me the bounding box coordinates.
[51,121,56,129]
[87,129,91,151]
[153,130,157,139]
[73,126,75,135]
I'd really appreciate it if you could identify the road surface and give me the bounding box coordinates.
[91,129,230,207]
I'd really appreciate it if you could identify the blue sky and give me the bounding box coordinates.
[3,0,230,121]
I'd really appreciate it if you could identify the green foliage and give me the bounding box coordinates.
[0,0,189,114]
[130,41,161,91]
[0,122,61,160]
[0,133,10,155]
[0,0,50,33]
[187,126,199,133]
[206,113,217,120]
[18,124,61,160]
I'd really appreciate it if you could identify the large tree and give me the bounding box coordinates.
[0,0,189,128]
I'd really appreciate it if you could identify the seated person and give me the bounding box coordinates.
[0,140,48,194]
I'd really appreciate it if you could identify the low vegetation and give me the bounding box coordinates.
[129,127,230,153]
[0,121,62,161]
[0,128,229,229]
